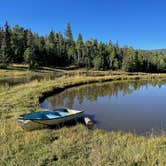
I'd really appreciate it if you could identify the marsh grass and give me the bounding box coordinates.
[1,74,166,165]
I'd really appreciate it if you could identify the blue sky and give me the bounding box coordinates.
[0,0,166,49]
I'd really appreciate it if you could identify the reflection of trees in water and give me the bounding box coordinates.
[47,79,166,108]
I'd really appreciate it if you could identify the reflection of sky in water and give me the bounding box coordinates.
[40,80,166,134]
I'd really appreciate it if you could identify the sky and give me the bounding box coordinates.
[0,0,166,50]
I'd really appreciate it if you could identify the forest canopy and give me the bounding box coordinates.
[0,22,166,72]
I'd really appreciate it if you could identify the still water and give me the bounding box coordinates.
[40,79,166,134]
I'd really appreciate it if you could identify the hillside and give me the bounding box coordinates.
[151,49,166,55]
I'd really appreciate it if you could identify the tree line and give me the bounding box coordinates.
[0,22,166,72]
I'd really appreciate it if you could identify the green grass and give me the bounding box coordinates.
[0,63,161,79]
[1,73,166,165]
[0,64,63,79]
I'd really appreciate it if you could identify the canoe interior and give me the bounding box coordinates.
[18,108,83,120]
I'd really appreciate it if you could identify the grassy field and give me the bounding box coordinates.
[1,68,166,165]
[0,64,152,79]
[0,64,65,79]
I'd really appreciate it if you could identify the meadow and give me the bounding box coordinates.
[1,66,166,165]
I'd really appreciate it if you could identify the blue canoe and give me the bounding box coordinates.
[18,108,84,130]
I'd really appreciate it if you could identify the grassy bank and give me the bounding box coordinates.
[1,74,166,165]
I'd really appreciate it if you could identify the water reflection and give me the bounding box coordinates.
[40,79,166,134]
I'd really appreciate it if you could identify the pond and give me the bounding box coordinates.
[40,79,166,135]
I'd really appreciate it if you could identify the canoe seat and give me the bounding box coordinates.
[46,113,60,119]
[56,111,70,117]
[46,111,70,119]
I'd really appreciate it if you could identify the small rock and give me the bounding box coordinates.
[84,117,93,127]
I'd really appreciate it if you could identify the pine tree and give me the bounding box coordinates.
[11,25,26,63]
[122,46,129,71]
[98,42,107,70]
[3,22,12,63]
[110,47,116,70]
[46,30,57,66]
[76,33,84,66]
[24,31,39,69]
[23,47,32,64]
[48,30,55,44]
[84,40,93,68]
[0,38,8,68]
[55,32,67,66]
[65,22,73,42]
[65,23,75,65]
[23,47,38,70]
[93,55,102,70]
[157,55,166,72]
[26,30,34,48]
[0,27,3,47]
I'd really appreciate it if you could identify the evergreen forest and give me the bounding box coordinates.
[0,22,166,72]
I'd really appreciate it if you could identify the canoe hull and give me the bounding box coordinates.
[18,109,84,130]
[18,119,45,131]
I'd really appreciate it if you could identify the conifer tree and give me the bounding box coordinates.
[65,22,73,42]
[0,38,8,68]
[65,23,75,65]
[0,27,3,47]
[76,33,84,66]
[3,22,12,63]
